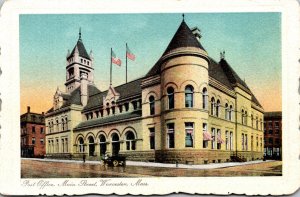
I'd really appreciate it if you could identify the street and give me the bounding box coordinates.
[21,159,282,178]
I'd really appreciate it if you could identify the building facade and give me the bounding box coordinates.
[21,106,46,157]
[45,18,264,164]
[264,111,282,160]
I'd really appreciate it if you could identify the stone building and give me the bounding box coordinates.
[21,106,46,157]
[264,111,282,160]
[45,18,264,164]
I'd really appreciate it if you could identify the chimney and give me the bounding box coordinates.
[191,26,202,42]
[27,106,30,113]
[80,72,88,107]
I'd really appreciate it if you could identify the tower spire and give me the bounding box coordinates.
[79,27,82,41]
[182,13,185,22]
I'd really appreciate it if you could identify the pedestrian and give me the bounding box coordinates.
[83,154,86,163]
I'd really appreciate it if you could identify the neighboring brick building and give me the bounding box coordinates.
[21,106,46,158]
[264,111,282,160]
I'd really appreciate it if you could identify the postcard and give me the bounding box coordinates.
[0,0,299,195]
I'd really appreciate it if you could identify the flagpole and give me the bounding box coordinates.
[126,43,128,84]
[110,48,112,85]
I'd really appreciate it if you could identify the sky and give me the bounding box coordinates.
[20,13,281,114]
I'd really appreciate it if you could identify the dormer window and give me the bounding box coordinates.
[87,61,89,65]
[81,58,83,63]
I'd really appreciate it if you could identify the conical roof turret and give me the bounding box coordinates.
[163,20,206,56]
[67,29,91,60]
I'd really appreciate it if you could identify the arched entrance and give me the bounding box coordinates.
[111,133,120,156]
[88,136,95,156]
[99,134,107,157]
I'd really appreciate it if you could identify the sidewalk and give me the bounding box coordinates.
[22,157,274,170]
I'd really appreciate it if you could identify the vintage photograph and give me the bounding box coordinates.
[20,12,282,178]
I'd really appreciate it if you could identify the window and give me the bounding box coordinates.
[242,133,244,150]
[32,137,36,145]
[99,135,107,156]
[275,129,279,135]
[211,97,215,115]
[225,131,229,150]
[118,105,123,114]
[79,137,84,153]
[268,130,273,134]
[124,103,129,111]
[216,100,220,117]
[40,138,44,145]
[40,127,44,134]
[225,103,229,120]
[244,111,248,125]
[61,119,65,131]
[65,138,68,153]
[202,88,208,109]
[112,106,115,115]
[132,101,138,110]
[256,136,259,147]
[229,105,233,120]
[269,138,273,144]
[149,96,155,115]
[268,121,273,128]
[185,85,194,108]
[62,139,65,153]
[65,118,68,130]
[149,128,155,150]
[125,131,136,150]
[56,139,59,152]
[86,114,89,120]
[251,115,254,128]
[256,117,258,129]
[32,126,35,133]
[275,121,279,128]
[245,134,248,150]
[217,129,222,149]
[167,87,175,109]
[167,123,175,148]
[106,108,110,116]
[202,123,209,148]
[211,128,216,149]
[230,132,233,150]
[185,122,194,147]
[241,110,244,124]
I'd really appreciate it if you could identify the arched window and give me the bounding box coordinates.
[202,88,208,109]
[211,97,215,115]
[61,119,65,131]
[56,120,59,132]
[251,114,254,127]
[111,133,120,155]
[112,101,116,115]
[78,137,84,153]
[229,105,233,121]
[149,96,155,115]
[225,103,229,120]
[216,100,220,117]
[125,131,136,150]
[88,136,95,156]
[245,111,248,125]
[256,116,258,129]
[167,87,174,109]
[241,109,244,124]
[99,134,107,156]
[65,117,68,130]
[185,85,194,108]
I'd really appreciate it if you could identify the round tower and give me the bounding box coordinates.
[157,18,210,163]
